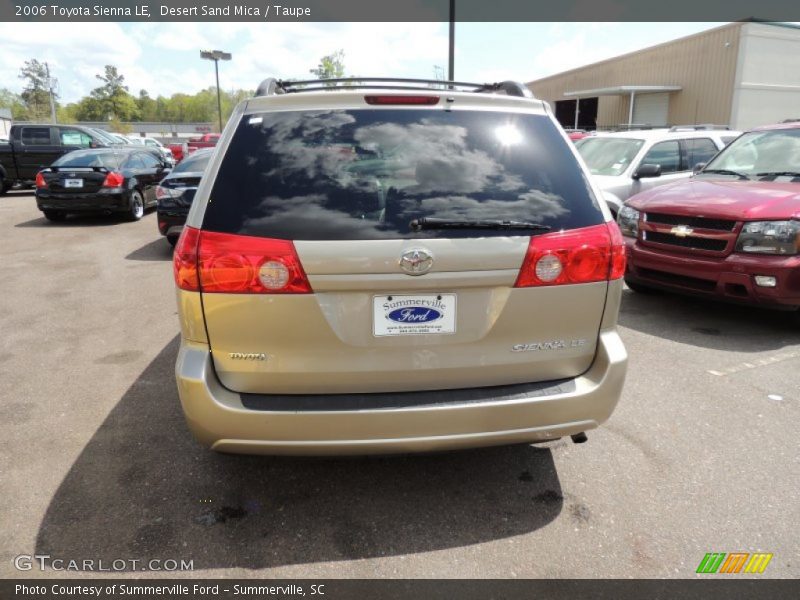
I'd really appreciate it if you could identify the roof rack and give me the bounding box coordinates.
[668,124,731,131]
[254,77,533,99]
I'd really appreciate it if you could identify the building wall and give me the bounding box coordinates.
[528,23,743,129]
[731,23,800,129]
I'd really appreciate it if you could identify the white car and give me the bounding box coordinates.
[575,127,741,216]
[127,135,174,164]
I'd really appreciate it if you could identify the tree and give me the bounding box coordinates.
[0,88,30,120]
[90,65,139,121]
[310,50,346,85]
[19,59,54,121]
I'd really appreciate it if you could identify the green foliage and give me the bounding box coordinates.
[310,49,346,86]
[19,59,54,121]
[0,88,30,120]
[89,65,140,121]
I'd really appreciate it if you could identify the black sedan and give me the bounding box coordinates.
[35,147,171,222]
[155,147,214,245]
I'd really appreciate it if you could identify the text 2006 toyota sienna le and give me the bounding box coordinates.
[173,78,628,455]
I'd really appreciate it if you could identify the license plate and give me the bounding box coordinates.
[64,179,83,188]
[373,294,456,336]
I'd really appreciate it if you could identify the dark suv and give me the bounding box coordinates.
[620,122,800,320]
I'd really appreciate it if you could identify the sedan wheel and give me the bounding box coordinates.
[127,191,145,221]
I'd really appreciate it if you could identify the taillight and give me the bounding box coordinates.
[35,172,47,189]
[102,171,125,187]
[515,223,624,287]
[174,229,312,294]
[173,226,201,291]
[364,95,439,105]
[608,220,627,280]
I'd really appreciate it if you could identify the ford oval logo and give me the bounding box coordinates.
[387,307,442,323]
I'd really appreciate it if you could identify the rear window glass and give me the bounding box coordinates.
[203,109,603,240]
[53,151,123,170]
[173,151,212,174]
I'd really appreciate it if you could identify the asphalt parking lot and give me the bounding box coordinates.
[0,190,798,579]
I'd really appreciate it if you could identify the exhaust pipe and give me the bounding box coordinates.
[571,432,588,444]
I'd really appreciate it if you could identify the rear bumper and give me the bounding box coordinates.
[625,239,800,309]
[36,190,130,212]
[175,330,627,456]
[156,208,187,237]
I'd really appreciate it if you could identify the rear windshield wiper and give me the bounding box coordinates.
[700,169,750,180]
[410,217,552,232]
[756,171,800,178]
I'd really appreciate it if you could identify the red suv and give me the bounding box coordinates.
[618,122,800,320]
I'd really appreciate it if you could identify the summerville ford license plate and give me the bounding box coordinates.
[373,294,457,337]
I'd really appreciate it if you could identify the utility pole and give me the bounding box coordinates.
[45,62,57,123]
[448,0,455,81]
[200,50,232,133]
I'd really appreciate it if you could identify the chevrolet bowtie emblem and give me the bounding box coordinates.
[670,225,694,237]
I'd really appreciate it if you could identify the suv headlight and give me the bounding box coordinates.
[736,221,800,255]
[617,205,640,238]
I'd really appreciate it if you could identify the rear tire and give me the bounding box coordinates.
[0,179,7,195]
[43,210,67,222]
[126,191,145,221]
[624,278,655,294]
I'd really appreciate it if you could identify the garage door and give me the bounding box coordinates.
[633,93,669,127]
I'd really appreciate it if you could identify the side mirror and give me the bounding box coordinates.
[633,163,662,179]
[692,162,706,175]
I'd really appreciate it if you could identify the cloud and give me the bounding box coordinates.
[0,22,447,103]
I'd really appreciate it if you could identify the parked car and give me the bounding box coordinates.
[87,128,127,147]
[128,135,175,165]
[0,124,110,194]
[35,146,171,222]
[156,147,213,245]
[167,141,188,163]
[576,127,741,217]
[187,132,220,154]
[619,121,800,320]
[172,77,628,455]
[564,128,589,142]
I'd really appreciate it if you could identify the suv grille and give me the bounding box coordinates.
[644,231,728,252]
[645,213,737,232]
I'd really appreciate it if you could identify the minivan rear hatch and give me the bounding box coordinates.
[196,103,611,394]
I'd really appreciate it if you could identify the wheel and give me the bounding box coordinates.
[0,179,7,195]
[43,210,67,221]
[624,277,655,294]
[126,190,145,221]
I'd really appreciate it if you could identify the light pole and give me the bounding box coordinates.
[200,50,232,133]
[448,0,455,81]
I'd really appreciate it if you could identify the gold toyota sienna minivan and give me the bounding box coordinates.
[173,77,628,455]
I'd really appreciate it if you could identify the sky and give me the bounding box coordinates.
[0,22,726,103]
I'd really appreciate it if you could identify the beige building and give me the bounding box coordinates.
[528,21,800,131]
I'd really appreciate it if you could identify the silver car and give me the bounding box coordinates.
[576,128,741,216]
[173,77,628,455]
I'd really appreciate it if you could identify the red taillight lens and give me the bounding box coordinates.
[364,95,439,105]
[173,226,201,291]
[102,171,125,187]
[35,172,47,189]
[515,223,622,287]
[608,220,627,280]
[177,230,313,294]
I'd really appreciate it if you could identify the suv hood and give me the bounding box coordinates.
[627,179,800,220]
